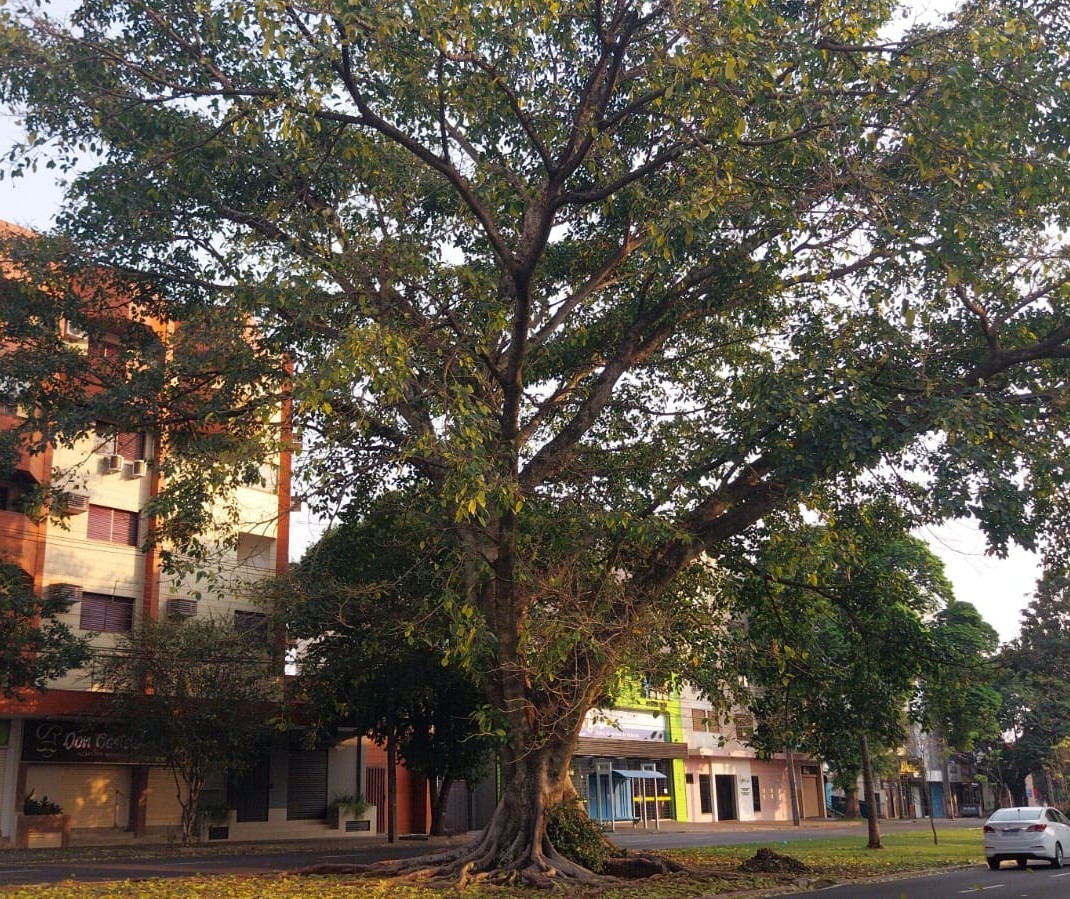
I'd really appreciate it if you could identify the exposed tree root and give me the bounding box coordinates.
[293,835,697,887]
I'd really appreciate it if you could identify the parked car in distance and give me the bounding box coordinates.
[983,806,1070,870]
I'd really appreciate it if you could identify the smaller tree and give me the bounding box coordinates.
[283,493,498,839]
[722,501,951,848]
[96,616,280,843]
[0,561,90,696]
[915,599,1002,818]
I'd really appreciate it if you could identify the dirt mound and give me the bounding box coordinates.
[739,847,810,874]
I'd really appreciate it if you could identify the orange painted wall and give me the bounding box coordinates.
[363,741,430,835]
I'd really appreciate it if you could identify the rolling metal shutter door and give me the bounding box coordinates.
[59,766,128,828]
[286,749,328,820]
[146,767,185,826]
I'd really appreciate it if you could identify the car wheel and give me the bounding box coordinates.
[1017,857,1028,869]
[987,857,1001,871]
[1052,843,1064,869]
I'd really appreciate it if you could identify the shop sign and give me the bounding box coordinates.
[21,719,145,764]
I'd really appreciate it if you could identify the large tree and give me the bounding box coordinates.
[915,598,1002,817]
[4,0,1070,882]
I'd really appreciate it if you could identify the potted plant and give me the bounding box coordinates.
[16,791,71,849]
[326,794,375,832]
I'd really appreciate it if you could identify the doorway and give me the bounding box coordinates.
[715,774,737,820]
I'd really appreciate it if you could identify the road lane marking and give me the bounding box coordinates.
[957,886,1004,893]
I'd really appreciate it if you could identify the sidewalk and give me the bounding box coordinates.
[2,814,981,855]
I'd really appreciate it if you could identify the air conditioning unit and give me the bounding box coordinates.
[64,492,90,513]
[129,459,147,478]
[62,320,89,341]
[104,454,124,474]
[46,583,83,606]
[167,598,199,619]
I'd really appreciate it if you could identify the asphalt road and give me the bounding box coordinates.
[791,864,1070,898]
[0,817,984,888]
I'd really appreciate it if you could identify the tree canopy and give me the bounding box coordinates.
[3,0,1070,881]
[0,561,90,696]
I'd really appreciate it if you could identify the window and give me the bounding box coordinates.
[751,776,761,812]
[733,714,754,742]
[236,533,275,571]
[94,424,146,461]
[692,708,720,733]
[234,610,270,641]
[87,505,139,546]
[88,337,120,359]
[699,774,713,814]
[80,592,134,633]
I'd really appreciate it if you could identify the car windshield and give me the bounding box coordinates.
[989,808,1043,821]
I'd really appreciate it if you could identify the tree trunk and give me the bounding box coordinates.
[387,731,398,844]
[845,787,860,818]
[940,734,955,819]
[429,774,454,837]
[175,766,204,846]
[358,729,608,886]
[785,745,801,826]
[921,771,939,844]
[860,734,882,850]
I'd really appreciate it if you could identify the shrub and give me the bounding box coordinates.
[545,798,616,873]
[23,792,62,815]
[328,794,370,817]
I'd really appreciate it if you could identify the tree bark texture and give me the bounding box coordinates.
[387,732,398,844]
[860,734,882,850]
[785,745,801,827]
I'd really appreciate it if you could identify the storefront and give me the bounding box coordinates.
[18,718,161,831]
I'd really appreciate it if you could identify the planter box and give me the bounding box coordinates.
[199,809,237,842]
[15,814,71,849]
[327,804,376,834]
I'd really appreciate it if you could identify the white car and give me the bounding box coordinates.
[983,806,1070,869]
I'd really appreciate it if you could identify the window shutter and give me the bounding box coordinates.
[87,505,112,541]
[80,593,134,633]
[116,432,145,462]
[117,509,139,546]
[108,596,134,631]
[87,506,139,546]
[79,595,109,632]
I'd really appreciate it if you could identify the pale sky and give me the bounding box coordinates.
[0,0,1040,645]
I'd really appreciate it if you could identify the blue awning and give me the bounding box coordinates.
[611,769,666,779]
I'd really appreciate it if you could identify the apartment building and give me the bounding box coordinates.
[0,226,412,843]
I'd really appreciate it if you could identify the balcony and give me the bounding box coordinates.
[0,508,44,577]
[14,447,48,484]
[0,409,50,484]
